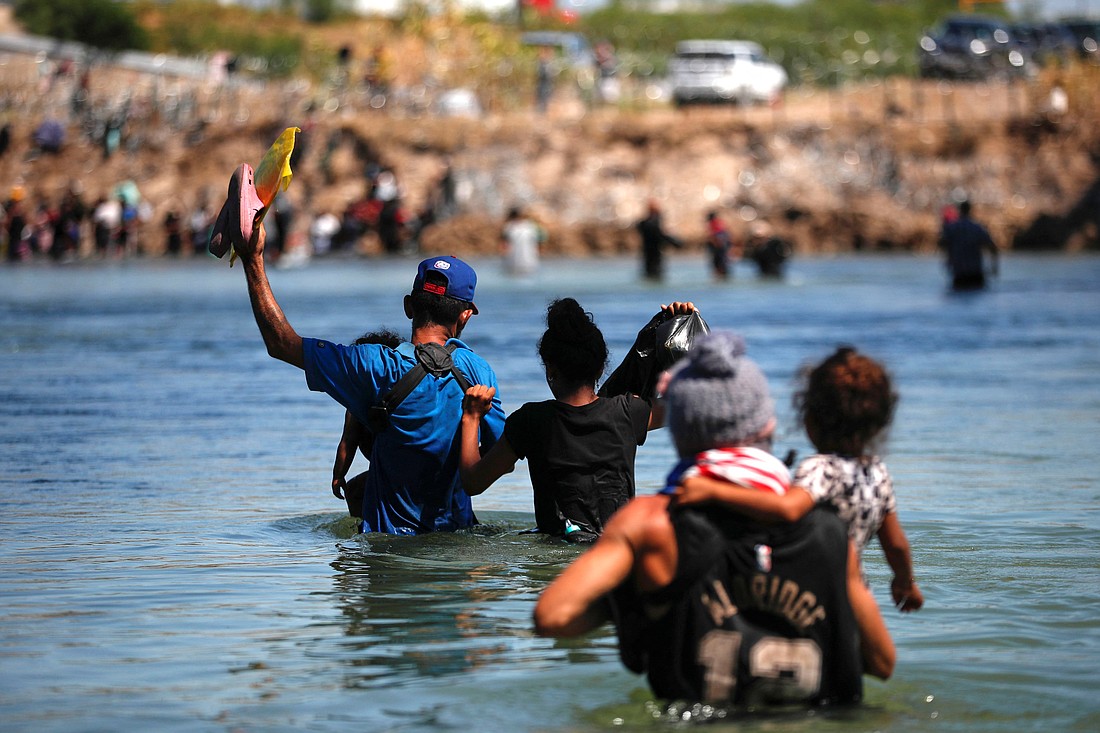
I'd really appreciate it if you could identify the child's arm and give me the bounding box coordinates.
[673,476,815,523]
[460,385,519,496]
[877,512,924,612]
[846,540,895,680]
[331,410,362,500]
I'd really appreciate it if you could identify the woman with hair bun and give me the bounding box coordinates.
[460,297,695,542]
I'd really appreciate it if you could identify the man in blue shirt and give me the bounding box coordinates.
[235,221,504,534]
[939,200,999,291]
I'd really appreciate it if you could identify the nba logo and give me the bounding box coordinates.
[755,543,772,572]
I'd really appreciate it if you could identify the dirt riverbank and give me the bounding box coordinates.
[1,16,1097,259]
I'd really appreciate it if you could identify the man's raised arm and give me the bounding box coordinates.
[238,222,304,369]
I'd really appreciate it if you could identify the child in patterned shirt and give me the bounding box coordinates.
[672,346,923,612]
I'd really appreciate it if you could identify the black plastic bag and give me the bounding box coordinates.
[599,309,709,400]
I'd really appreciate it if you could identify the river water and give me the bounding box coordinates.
[1,252,1098,732]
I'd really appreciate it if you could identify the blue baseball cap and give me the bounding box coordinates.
[412,256,478,314]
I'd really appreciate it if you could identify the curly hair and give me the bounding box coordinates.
[794,346,898,457]
[537,298,608,387]
[352,328,403,348]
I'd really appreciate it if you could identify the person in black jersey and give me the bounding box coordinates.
[534,331,894,707]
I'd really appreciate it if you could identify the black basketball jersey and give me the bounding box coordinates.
[611,506,863,707]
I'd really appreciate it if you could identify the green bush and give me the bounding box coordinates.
[14,0,149,52]
[132,1,306,78]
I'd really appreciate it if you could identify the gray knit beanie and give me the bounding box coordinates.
[665,330,774,457]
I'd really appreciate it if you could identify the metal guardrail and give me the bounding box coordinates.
[0,32,208,79]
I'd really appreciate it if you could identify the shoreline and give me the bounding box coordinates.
[2,54,1098,262]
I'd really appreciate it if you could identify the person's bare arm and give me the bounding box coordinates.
[644,300,695,430]
[534,505,641,637]
[535,496,677,637]
[647,395,666,430]
[673,478,815,523]
[332,410,362,500]
[878,512,924,612]
[846,541,896,680]
[459,385,517,496]
[648,370,673,430]
[238,222,304,368]
[533,533,631,637]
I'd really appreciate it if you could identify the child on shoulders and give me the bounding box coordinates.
[672,346,923,612]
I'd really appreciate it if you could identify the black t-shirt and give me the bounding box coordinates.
[611,506,863,707]
[504,394,651,536]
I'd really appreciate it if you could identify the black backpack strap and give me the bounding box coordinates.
[416,342,473,392]
[367,360,425,432]
[366,342,471,432]
[448,356,472,394]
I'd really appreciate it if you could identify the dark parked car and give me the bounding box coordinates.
[919,15,1030,79]
[1064,19,1100,62]
[1012,22,1078,66]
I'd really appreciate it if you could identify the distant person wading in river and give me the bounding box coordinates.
[637,199,682,281]
[500,205,546,277]
[939,199,999,291]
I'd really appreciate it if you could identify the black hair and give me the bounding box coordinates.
[352,328,403,348]
[958,199,972,217]
[409,271,472,330]
[537,298,608,387]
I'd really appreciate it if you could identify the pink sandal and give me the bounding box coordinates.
[208,163,265,258]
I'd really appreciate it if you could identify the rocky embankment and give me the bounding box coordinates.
[4,47,1098,259]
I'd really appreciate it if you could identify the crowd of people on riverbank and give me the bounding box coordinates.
[0,48,491,266]
[0,50,248,263]
[2,162,806,284]
[0,40,803,275]
[1,179,169,263]
[0,157,453,264]
[2,53,1005,289]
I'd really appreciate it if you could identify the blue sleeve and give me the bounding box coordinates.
[452,346,505,447]
[302,338,405,421]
